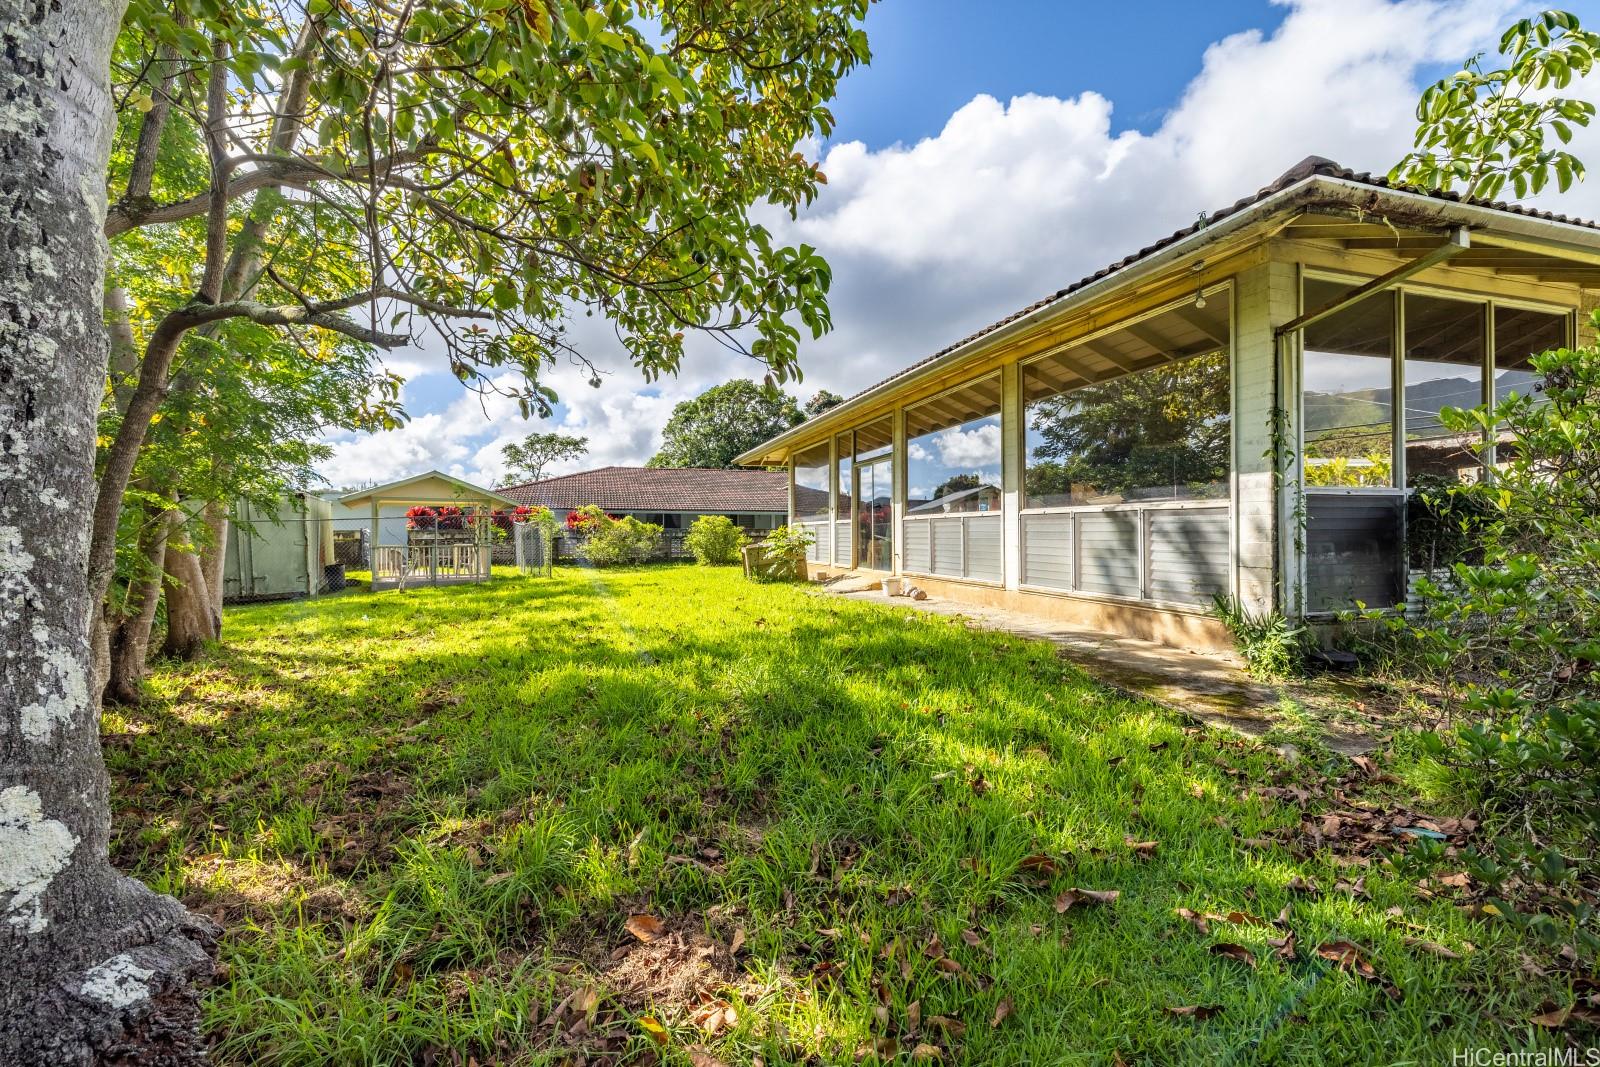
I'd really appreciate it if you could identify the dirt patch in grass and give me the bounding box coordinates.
[602,920,739,1012]
[182,854,366,928]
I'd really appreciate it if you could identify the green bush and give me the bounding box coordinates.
[573,506,661,565]
[683,515,748,565]
[748,524,812,582]
[1210,593,1308,680]
[1365,337,1600,956]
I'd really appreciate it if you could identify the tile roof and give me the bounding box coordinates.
[842,156,1600,405]
[500,465,788,513]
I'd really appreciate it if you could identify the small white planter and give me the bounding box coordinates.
[882,577,902,597]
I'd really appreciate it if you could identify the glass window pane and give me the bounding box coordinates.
[1023,350,1230,507]
[835,432,853,520]
[855,458,893,569]
[1493,305,1567,405]
[906,378,1003,515]
[1302,279,1394,488]
[793,443,830,521]
[1022,292,1230,508]
[1404,293,1484,486]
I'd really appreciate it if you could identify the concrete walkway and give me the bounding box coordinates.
[827,584,1373,755]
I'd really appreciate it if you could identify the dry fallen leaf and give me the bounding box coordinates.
[688,1046,729,1067]
[857,1037,899,1060]
[934,957,963,975]
[1267,930,1297,962]
[639,1016,668,1046]
[1166,1004,1224,1020]
[926,1015,967,1038]
[960,928,985,949]
[1175,907,1210,935]
[729,926,746,956]
[1210,943,1257,969]
[1018,854,1060,878]
[911,1043,943,1061]
[1125,837,1159,860]
[1056,888,1120,913]
[991,997,1014,1029]
[624,913,666,943]
[1315,940,1380,982]
[1532,1003,1573,1028]
[1402,936,1465,959]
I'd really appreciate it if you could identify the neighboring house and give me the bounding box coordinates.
[907,483,1002,515]
[736,156,1600,651]
[501,465,787,532]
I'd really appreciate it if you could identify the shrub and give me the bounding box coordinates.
[748,524,812,582]
[1365,338,1600,957]
[573,506,661,565]
[1211,593,1309,680]
[684,515,748,565]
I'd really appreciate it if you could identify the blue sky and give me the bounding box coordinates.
[320,0,1600,490]
[826,1,1289,148]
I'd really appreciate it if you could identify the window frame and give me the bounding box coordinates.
[1017,283,1236,517]
[1298,268,1575,495]
[903,371,1005,522]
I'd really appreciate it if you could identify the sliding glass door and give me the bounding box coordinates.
[854,457,894,571]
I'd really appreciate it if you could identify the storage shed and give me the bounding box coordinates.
[736,157,1600,651]
[222,493,334,602]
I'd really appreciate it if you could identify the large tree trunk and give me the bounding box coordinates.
[0,3,217,1063]
[104,507,174,706]
[198,499,228,630]
[160,525,219,661]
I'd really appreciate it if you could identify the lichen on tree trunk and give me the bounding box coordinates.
[0,2,217,1062]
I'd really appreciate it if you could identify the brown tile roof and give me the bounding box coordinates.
[501,466,788,513]
[843,156,1600,405]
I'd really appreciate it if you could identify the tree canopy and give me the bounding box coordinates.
[805,388,845,416]
[1391,9,1598,200]
[92,0,868,602]
[500,431,589,485]
[648,379,804,469]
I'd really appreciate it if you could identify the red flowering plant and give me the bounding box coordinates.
[405,505,436,530]
[484,505,535,534]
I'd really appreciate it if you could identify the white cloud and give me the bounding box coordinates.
[319,0,1600,488]
[932,422,1002,469]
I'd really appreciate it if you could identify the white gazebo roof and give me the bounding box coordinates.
[338,470,520,508]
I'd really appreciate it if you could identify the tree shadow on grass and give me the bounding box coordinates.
[107,569,1567,1066]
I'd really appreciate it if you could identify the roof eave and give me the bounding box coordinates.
[733,174,1600,468]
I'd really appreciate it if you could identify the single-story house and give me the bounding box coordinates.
[735,157,1600,651]
[501,466,788,532]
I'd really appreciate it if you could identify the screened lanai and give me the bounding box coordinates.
[745,158,1600,651]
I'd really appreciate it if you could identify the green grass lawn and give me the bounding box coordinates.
[107,565,1576,1065]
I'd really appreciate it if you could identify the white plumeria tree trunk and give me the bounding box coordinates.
[1,2,216,1062]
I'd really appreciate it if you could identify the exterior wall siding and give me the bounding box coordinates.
[1019,514,1074,590]
[1231,260,1297,615]
[1076,511,1141,598]
[902,514,1002,583]
[1147,507,1231,606]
